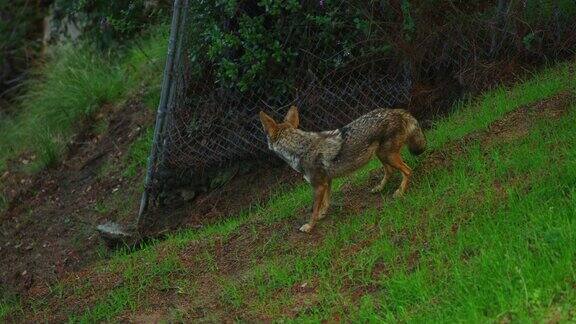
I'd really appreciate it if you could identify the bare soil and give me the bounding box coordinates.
[0,97,154,292]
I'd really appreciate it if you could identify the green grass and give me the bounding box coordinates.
[123,127,154,178]
[0,294,21,322]
[67,242,185,323]
[251,110,576,322]
[4,61,576,322]
[0,24,168,175]
[0,45,127,173]
[429,64,575,149]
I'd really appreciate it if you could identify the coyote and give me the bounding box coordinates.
[259,106,426,233]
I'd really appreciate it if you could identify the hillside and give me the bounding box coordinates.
[1,61,575,322]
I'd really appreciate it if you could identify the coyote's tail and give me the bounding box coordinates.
[407,119,426,155]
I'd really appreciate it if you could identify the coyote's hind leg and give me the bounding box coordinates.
[371,163,394,193]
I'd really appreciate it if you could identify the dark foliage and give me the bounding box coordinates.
[51,0,172,49]
[169,0,576,117]
[0,0,46,107]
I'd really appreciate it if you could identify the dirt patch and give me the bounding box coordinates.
[285,280,319,318]
[0,96,154,292]
[142,165,301,236]
[0,92,303,296]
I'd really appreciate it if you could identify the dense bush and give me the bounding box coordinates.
[187,0,402,94]
[40,0,576,100]
[184,0,576,101]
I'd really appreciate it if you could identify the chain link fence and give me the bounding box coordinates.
[161,61,412,175]
[137,0,576,228]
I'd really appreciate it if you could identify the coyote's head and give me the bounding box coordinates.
[258,106,299,148]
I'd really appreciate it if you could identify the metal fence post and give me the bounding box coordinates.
[136,0,183,230]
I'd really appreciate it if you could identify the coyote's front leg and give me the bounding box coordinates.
[299,182,330,233]
[317,181,331,220]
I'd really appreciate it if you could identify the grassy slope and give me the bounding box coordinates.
[0,56,576,321]
[0,25,167,310]
[3,62,576,322]
[0,25,167,217]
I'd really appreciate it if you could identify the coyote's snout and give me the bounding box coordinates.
[259,106,426,233]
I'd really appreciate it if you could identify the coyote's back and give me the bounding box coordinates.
[322,108,426,178]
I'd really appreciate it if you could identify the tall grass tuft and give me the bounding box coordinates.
[0,24,169,174]
[0,45,128,172]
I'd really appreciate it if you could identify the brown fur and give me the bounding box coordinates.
[259,106,426,232]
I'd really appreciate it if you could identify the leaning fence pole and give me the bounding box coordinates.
[137,0,183,230]
[155,0,189,179]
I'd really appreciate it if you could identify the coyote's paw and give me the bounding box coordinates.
[299,223,313,233]
[393,189,404,198]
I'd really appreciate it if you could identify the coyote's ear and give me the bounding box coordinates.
[284,105,299,128]
[259,111,277,136]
